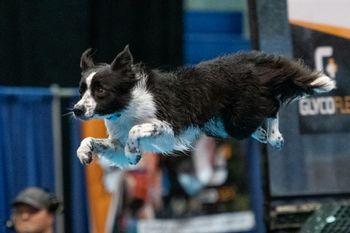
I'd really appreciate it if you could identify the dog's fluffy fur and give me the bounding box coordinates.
[73,45,336,167]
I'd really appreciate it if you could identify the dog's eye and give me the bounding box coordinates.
[95,87,107,97]
[96,87,105,94]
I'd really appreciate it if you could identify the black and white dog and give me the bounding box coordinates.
[73,45,335,167]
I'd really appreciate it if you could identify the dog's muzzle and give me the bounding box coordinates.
[73,106,86,119]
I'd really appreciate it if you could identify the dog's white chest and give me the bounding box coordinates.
[105,117,202,154]
[172,126,202,151]
[105,118,132,143]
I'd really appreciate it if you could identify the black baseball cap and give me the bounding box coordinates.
[12,187,56,210]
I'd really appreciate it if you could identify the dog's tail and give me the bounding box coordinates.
[252,52,336,103]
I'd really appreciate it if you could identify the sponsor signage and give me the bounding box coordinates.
[289,0,350,134]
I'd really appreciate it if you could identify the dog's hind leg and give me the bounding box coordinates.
[251,126,268,143]
[125,119,176,165]
[266,114,284,149]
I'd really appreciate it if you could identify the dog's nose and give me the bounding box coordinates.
[73,106,85,117]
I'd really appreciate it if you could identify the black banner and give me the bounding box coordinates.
[291,25,350,134]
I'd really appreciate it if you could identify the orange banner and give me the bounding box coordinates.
[289,19,350,40]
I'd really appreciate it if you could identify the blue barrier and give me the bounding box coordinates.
[184,10,250,64]
[0,87,88,233]
[185,33,250,64]
[185,11,243,34]
[0,86,52,96]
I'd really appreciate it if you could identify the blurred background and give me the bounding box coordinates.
[1,0,350,233]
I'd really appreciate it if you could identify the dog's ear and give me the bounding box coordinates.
[111,45,133,71]
[80,48,94,72]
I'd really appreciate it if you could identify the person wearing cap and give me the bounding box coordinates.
[10,187,62,233]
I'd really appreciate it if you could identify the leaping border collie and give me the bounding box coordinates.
[73,45,336,167]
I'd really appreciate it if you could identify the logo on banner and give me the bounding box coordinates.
[314,46,338,78]
[298,46,350,117]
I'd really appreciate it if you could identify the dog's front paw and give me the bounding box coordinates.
[124,142,142,165]
[77,137,96,166]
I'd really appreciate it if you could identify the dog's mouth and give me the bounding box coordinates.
[73,105,122,121]
[74,114,93,121]
[73,113,121,121]
[72,107,94,121]
[80,113,122,121]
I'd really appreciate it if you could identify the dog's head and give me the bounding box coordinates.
[73,45,138,120]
